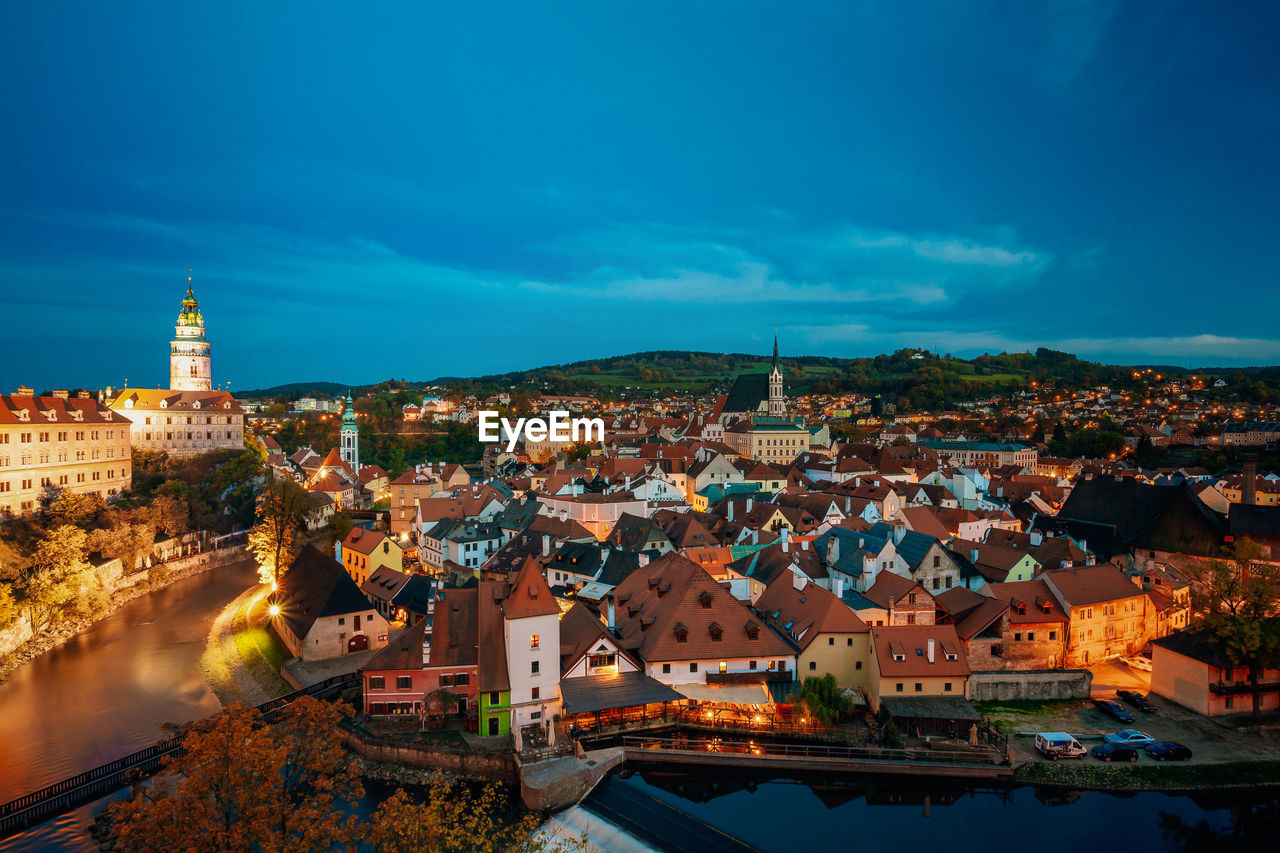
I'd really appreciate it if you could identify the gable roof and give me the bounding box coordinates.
[1043,565,1143,608]
[477,580,510,692]
[755,576,867,651]
[503,555,560,619]
[871,624,970,678]
[362,613,429,673]
[609,552,792,663]
[427,588,479,668]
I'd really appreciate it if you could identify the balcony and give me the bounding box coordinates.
[1209,679,1280,696]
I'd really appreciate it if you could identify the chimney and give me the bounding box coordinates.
[76,390,90,399]
[15,384,33,397]
[542,535,550,556]
[792,572,807,591]
[1030,530,1043,547]
[728,502,735,522]
[893,526,906,545]
[638,553,649,568]
[970,548,979,563]
[52,389,69,399]
[606,593,616,631]
[782,540,789,553]
[1243,456,1258,506]
[801,539,809,551]
[927,638,935,663]
[746,497,753,512]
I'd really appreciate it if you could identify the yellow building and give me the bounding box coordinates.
[338,527,405,587]
[866,624,970,711]
[0,390,132,517]
[756,574,871,689]
[723,417,811,465]
[1042,565,1152,667]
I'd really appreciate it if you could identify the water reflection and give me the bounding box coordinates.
[0,558,258,851]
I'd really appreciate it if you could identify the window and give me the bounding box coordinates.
[1027,632,1035,641]
[662,663,671,674]
[689,662,698,672]
[396,676,412,690]
[1014,632,1022,641]
[855,660,862,670]
[915,682,923,692]
[847,638,853,646]
[531,660,540,675]
[530,634,540,648]
[829,637,835,646]
[531,687,540,700]
[1049,631,1056,640]
[439,674,453,687]
[489,691,500,705]
[933,555,940,567]
[896,682,904,692]
[338,618,345,626]
[944,682,952,692]
[748,660,757,670]
[454,673,469,686]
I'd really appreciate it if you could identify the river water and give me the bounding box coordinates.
[1,557,1275,852]
[0,557,258,852]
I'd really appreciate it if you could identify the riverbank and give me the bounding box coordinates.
[0,547,249,685]
[1013,756,1280,792]
[200,582,293,707]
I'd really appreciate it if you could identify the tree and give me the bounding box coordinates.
[247,475,309,588]
[789,673,853,726]
[88,519,155,574]
[22,525,95,629]
[0,582,20,628]
[46,490,106,528]
[368,778,582,853]
[326,511,354,548]
[1188,538,1280,720]
[108,698,362,853]
[148,494,190,538]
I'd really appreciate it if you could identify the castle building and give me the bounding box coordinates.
[107,277,244,458]
[170,276,212,391]
[0,389,132,518]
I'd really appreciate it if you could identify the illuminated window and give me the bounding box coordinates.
[530,634,540,648]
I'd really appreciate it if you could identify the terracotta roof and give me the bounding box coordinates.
[362,614,429,672]
[502,555,560,619]
[559,601,641,675]
[609,552,792,664]
[871,625,970,678]
[108,388,243,414]
[0,394,124,425]
[428,588,479,668]
[477,580,510,692]
[862,572,928,610]
[344,527,390,556]
[756,576,867,651]
[1043,565,1143,608]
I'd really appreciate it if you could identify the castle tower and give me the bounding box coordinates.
[340,392,359,471]
[768,332,785,417]
[170,276,212,391]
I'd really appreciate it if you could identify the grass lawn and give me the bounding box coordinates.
[232,593,292,699]
[1016,758,1280,790]
[973,698,1086,734]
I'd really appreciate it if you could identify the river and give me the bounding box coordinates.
[1,558,1275,852]
[0,557,258,852]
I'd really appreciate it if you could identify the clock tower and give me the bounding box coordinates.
[170,276,212,391]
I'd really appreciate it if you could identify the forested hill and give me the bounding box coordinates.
[434,348,1169,409]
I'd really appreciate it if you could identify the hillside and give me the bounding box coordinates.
[236,381,350,400]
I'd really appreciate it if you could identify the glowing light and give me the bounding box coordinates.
[268,604,280,617]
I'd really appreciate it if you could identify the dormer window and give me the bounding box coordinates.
[193,400,201,409]
[709,622,723,641]
[698,591,713,609]
[674,623,688,643]
[894,652,906,662]
[745,622,760,640]
[159,400,167,409]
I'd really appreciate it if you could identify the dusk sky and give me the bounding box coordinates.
[2,2,1278,391]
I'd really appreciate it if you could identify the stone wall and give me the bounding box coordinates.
[344,732,518,784]
[966,669,1092,702]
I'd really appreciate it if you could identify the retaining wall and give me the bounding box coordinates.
[344,733,518,784]
[967,669,1092,701]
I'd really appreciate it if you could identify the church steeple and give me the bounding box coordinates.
[767,331,785,417]
[340,392,359,471]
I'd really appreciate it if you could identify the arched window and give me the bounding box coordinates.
[191,365,198,377]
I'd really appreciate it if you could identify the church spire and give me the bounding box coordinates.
[772,330,779,367]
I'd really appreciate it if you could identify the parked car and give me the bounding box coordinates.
[1093,698,1136,723]
[1116,690,1156,713]
[1035,731,1087,760]
[1121,655,1153,672]
[1092,741,1139,762]
[1145,742,1193,761]
[1104,729,1156,747]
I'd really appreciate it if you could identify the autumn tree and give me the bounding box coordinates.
[147,494,190,538]
[46,489,107,528]
[89,518,155,574]
[248,474,309,587]
[21,525,96,629]
[1188,538,1280,720]
[369,778,583,853]
[108,698,362,853]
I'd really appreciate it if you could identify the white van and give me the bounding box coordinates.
[1034,731,1086,760]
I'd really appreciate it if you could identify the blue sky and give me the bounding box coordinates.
[1,2,1278,390]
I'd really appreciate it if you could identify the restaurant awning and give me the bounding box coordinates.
[676,682,774,706]
[560,671,684,715]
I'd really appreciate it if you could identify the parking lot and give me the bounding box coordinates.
[982,666,1280,766]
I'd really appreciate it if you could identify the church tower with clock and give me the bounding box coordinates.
[170,276,212,391]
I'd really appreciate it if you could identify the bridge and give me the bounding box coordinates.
[0,672,360,840]
[622,735,1014,779]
